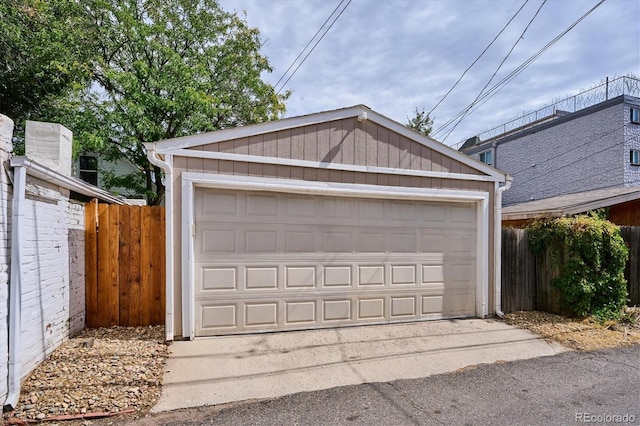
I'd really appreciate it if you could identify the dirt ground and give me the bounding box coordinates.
[3,309,639,425]
[502,307,640,351]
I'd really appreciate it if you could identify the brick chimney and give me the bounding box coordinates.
[25,121,73,177]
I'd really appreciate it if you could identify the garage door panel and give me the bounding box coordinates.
[358,266,385,286]
[358,298,385,319]
[285,266,316,288]
[286,301,316,324]
[245,303,278,327]
[323,300,352,321]
[391,265,417,285]
[193,188,478,336]
[201,304,237,329]
[422,296,444,314]
[246,267,278,289]
[390,297,416,317]
[322,230,353,252]
[200,191,238,216]
[246,193,278,217]
[323,266,352,287]
[202,267,237,291]
[245,230,278,253]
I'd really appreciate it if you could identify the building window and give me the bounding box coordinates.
[79,156,98,185]
[479,150,492,166]
[631,150,640,166]
[631,107,640,124]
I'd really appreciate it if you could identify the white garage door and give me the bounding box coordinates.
[193,188,477,336]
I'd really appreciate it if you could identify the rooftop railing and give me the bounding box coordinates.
[454,75,640,150]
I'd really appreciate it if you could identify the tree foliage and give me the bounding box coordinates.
[405,108,434,137]
[2,0,288,205]
[73,0,288,204]
[0,0,91,123]
[528,215,629,321]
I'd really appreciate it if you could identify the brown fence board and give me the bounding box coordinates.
[129,207,142,326]
[621,227,640,306]
[150,207,163,324]
[85,203,165,327]
[96,204,110,326]
[502,226,640,313]
[118,206,131,326]
[108,205,120,326]
[139,207,152,326]
[85,199,99,328]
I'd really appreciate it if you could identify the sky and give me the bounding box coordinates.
[218,0,640,148]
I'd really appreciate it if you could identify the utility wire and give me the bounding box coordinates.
[438,0,548,142]
[427,0,529,118]
[275,0,352,95]
[434,0,605,142]
[273,0,346,91]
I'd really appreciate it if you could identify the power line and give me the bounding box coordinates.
[427,0,529,118]
[273,0,346,91]
[275,0,352,94]
[433,0,606,142]
[438,0,548,142]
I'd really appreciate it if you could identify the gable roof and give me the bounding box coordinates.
[502,186,640,220]
[147,105,508,182]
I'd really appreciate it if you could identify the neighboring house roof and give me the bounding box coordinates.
[147,104,509,182]
[11,156,128,205]
[502,186,640,220]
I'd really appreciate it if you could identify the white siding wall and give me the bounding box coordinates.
[0,115,13,402]
[19,179,85,377]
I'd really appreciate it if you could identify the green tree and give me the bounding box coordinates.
[406,108,434,137]
[0,0,92,124]
[64,0,288,205]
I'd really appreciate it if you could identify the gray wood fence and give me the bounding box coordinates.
[501,226,640,313]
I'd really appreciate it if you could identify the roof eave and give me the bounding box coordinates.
[10,156,128,205]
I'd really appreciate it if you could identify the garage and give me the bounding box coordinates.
[145,105,510,340]
[193,187,477,336]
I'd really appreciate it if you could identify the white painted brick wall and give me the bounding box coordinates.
[0,114,14,402]
[19,179,75,376]
[0,116,88,400]
[470,102,629,206]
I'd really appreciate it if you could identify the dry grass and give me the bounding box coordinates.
[502,308,640,351]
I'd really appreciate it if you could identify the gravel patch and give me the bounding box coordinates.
[502,308,640,351]
[3,326,167,425]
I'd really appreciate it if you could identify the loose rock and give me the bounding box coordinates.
[2,325,167,425]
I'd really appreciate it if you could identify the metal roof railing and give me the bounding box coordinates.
[454,75,640,150]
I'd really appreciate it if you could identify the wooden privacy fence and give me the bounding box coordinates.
[501,227,640,313]
[85,201,165,327]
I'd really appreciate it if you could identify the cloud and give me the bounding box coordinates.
[219,0,639,145]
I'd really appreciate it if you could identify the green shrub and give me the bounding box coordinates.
[528,214,629,320]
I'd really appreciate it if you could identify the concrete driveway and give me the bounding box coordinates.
[152,319,567,413]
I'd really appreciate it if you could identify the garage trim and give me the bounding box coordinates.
[181,172,490,339]
[170,149,500,182]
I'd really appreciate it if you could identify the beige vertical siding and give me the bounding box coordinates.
[191,117,484,175]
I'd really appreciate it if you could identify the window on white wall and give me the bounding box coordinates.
[479,151,492,166]
[79,156,98,185]
[631,107,640,124]
[631,149,640,166]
